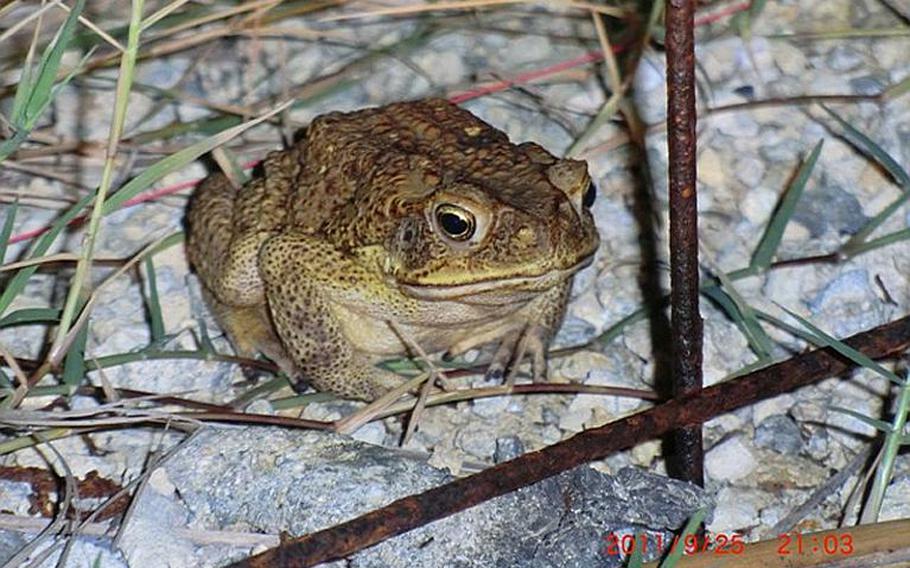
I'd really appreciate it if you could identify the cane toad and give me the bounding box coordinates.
[186,98,599,400]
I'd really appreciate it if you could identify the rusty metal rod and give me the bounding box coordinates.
[665,0,704,485]
[231,316,910,567]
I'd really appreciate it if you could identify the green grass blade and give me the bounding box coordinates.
[750,140,822,271]
[100,99,293,216]
[861,374,910,523]
[0,131,30,163]
[831,406,893,433]
[821,104,910,189]
[1,1,90,161]
[660,508,708,567]
[1,48,96,164]
[10,49,36,127]
[0,200,18,263]
[143,257,165,343]
[49,0,145,363]
[702,282,774,360]
[20,0,87,126]
[61,324,88,387]
[626,531,646,568]
[884,75,910,100]
[129,114,242,145]
[778,305,902,385]
[0,192,95,318]
[733,0,768,38]
[0,308,62,328]
[596,304,656,347]
[844,197,910,253]
[748,0,769,18]
[194,318,217,355]
[754,309,824,343]
[844,227,910,258]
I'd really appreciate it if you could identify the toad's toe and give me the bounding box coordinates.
[486,323,551,385]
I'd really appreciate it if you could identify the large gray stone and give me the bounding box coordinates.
[114,426,710,567]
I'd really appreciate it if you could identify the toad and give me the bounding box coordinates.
[186,98,599,400]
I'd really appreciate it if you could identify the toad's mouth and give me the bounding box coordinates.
[397,254,595,301]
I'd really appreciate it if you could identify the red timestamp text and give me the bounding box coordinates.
[777,532,855,556]
[602,532,745,557]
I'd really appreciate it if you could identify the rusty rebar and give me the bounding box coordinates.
[665,0,704,485]
[230,316,910,568]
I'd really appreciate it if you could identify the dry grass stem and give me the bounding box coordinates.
[53,0,125,52]
[0,2,56,45]
[0,344,29,408]
[0,513,279,548]
[140,0,195,31]
[386,318,452,444]
[0,252,126,272]
[590,9,621,92]
[322,0,625,22]
[145,0,282,37]
[333,372,428,435]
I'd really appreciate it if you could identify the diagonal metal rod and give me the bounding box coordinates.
[665,0,704,486]
[230,316,910,567]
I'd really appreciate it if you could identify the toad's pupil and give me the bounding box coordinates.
[440,212,470,236]
[583,182,596,208]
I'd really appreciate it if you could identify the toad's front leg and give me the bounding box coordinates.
[259,234,405,401]
[444,280,570,384]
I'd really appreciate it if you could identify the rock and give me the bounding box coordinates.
[557,350,649,433]
[698,147,728,189]
[714,113,761,139]
[755,415,804,455]
[415,50,468,86]
[809,269,872,311]
[740,186,778,227]
[733,155,767,188]
[849,74,887,96]
[706,437,758,482]
[752,451,829,489]
[772,42,809,75]
[112,427,709,567]
[499,35,551,66]
[494,436,525,463]
[752,395,796,426]
[792,183,868,238]
[455,421,498,460]
[710,487,771,534]
[879,475,910,522]
[826,45,865,72]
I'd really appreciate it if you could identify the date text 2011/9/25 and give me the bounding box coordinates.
[602,532,745,557]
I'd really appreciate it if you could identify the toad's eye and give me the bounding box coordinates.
[583,181,596,208]
[435,204,475,240]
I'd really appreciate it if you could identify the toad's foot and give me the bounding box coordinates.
[485,322,550,385]
[444,280,570,385]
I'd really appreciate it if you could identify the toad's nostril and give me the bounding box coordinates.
[559,198,577,219]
